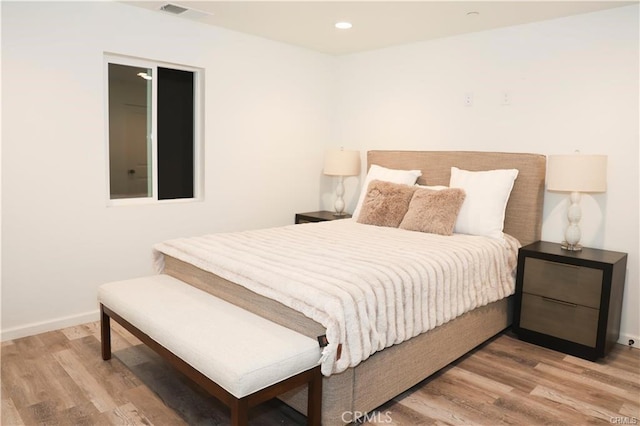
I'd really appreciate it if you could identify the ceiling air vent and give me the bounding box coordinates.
[160,4,188,15]
[159,3,210,20]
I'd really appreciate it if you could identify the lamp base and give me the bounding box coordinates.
[561,241,583,251]
[333,176,346,217]
[333,212,349,217]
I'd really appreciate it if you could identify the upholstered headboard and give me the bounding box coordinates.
[367,151,546,246]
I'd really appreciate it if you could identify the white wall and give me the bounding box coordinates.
[3,2,638,346]
[1,1,334,339]
[329,5,639,346]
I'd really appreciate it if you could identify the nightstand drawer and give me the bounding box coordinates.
[520,293,598,347]
[522,257,602,308]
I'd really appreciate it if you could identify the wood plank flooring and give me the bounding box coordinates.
[2,321,638,425]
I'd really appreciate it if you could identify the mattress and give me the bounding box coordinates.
[153,219,520,375]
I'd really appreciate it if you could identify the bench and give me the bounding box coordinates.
[98,274,322,425]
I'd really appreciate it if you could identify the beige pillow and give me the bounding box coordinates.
[353,165,422,220]
[357,180,417,228]
[399,187,466,235]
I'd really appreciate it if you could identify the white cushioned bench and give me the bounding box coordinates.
[98,274,322,425]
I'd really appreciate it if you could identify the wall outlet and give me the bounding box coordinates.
[464,92,473,106]
[501,91,511,105]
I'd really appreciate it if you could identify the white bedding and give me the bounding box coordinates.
[153,219,520,375]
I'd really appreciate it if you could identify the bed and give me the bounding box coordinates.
[154,150,546,425]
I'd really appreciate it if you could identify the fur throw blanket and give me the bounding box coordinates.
[153,220,519,375]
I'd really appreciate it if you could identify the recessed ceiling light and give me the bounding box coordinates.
[335,22,353,30]
[466,11,480,17]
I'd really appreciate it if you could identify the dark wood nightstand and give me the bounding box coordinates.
[295,211,352,224]
[513,241,627,360]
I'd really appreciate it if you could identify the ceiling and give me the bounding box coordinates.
[124,1,637,55]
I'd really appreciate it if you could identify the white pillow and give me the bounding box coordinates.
[416,184,448,191]
[352,165,422,220]
[450,167,519,239]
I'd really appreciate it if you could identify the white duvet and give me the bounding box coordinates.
[153,219,520,376]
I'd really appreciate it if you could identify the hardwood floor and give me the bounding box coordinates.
[2,321,638,425]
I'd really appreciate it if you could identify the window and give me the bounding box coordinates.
[106,55,202,203]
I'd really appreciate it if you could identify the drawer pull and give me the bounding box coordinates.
[541,296,578,308]
[540,260,579,270]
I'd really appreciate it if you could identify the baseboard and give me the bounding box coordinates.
[618,332,640,349]
[1,309,101,342]
[2,309,637,350]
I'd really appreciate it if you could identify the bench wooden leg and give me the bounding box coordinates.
[307,366,322,426]
[230,397,249,426]
[100,304,112,361]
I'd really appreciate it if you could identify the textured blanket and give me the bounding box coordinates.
[153,220,520,375]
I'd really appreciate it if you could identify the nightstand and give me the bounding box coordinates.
[295,211,352,224]
[513,241,627,360]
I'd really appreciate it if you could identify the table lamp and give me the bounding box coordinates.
[324,149,360,216]
[546,154,607,251]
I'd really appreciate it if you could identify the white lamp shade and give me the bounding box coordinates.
[323,150,361,176]
[546,154,607,193]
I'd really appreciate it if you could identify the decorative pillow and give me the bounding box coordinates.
[352,165,422,220]
[449,167,519,239]
[415,184,448,191]
[356,180,417,228]
[399,188,466,235]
